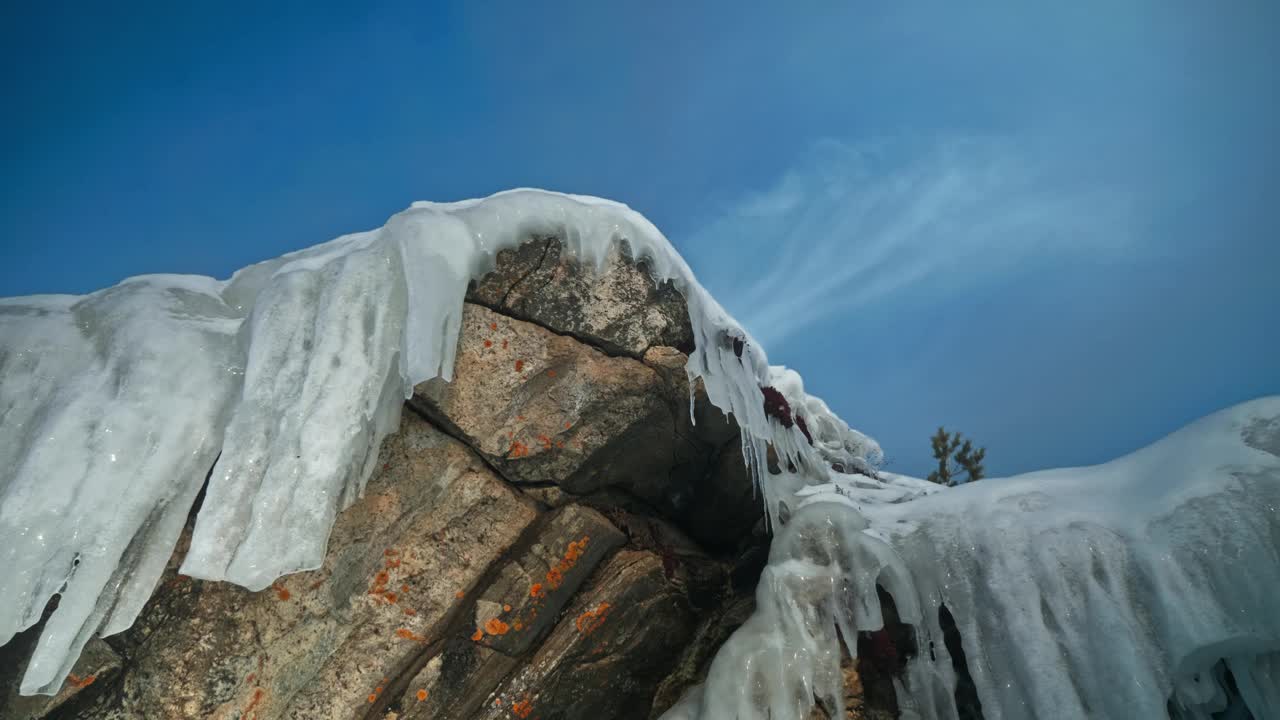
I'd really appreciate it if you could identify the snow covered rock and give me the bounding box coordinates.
[670,397,1280,720]
[0,214,788,720]
[5,187,1272,720]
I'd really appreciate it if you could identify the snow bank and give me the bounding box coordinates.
[669,397,1280,719]
[0,190,873,695]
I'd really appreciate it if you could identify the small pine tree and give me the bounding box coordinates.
[927,427,987,485]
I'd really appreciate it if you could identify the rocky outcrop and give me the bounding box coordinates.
[0,231,877,720]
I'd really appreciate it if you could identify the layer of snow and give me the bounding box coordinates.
[0,190,874,695]
[668,397,1280,719]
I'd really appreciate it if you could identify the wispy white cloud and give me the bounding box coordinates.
[685,137,1140,347]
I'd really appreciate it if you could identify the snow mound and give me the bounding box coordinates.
[668,397,1280,719]
[0,190,875,695]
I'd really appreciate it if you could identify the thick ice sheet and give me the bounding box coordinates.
[0,279,242,694]
[669,397,1280,719]
[0,190,873,695]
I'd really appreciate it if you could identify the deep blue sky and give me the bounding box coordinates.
[3,2,1277,477]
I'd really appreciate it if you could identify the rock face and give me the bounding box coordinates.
[0,231,882,720]
[467,236,694,358]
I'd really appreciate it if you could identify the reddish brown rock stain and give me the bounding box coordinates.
[404,608,417,616]
[484,340,493,348]
[514,359,524,372]
[244,687,264,716]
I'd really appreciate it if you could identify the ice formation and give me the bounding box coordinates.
[667,397,1280,720]
[1,189,1276,719]
[0,190,871,696]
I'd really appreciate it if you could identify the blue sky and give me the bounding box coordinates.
[3,2,1277,477]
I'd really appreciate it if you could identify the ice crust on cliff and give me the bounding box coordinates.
[0,190,870,695]
[1,189,1276,719]
[667,397,1280,720]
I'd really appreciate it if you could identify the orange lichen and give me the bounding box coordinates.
[530,583,545,598]
[308,579,325,590]
[517,414,525,421]
[547,369,556,377]
[490,322,498,331]
[503,604,512,612]
[564,421,571,429]
[484,340,493,348]
[509,440,530,458]
[404,608,417,616]
[374,571,390,586]
[484,618,511,635]
[545,568,563,587]
[273,583,291,601]
[417,689,429,701]
[246,673,256,684]
[384,592,398,604]
[384,557,402,570]
[396,627,426,643]
[401,584,410,593]
[384,548,398,557]
[538,434,552,450]
[544,536,589,589]
[555,441,564,449]
[513,697,534,718]
[575,602,612,635]
[66,673,97,689]
[515,359,524,372]
[455,590,465,599]
[502,339,508,349]
[471,628,485,642]
[367,693,377,704]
